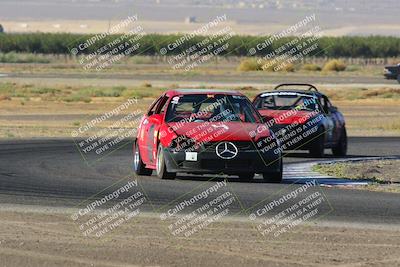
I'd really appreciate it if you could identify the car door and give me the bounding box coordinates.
[325,98,344,144]
[321,96,340,144]
[144,95,170,165]
[318,96,335,144]
[138,96,163,165]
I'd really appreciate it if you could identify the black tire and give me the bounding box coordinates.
[133,141,152,176]
[332,127,348,157]
[309,128,325,157]
[397,74,400,83]
[262,158,283,183]
[156,145,176,180]
[238,172,255,182]
[262,171,283,183]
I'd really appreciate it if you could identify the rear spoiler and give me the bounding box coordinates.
[274,83,319,92]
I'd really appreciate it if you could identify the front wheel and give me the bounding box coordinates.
[262,158,283,183]
[156,145,176,180]
[332,128,348,157]
[133,141,152,176]
[262,171,283,183]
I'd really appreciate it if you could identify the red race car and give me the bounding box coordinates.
[253,84,347,157]
[133,89,283,182]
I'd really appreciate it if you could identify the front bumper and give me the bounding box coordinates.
[384,73,398,80]
[163,143,281,174]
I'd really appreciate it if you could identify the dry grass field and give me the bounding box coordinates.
[0,80,399,139]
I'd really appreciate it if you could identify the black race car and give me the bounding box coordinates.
[253,83,348,157]
[384,64,400,83]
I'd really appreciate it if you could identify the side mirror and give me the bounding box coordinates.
[149,114,163,124]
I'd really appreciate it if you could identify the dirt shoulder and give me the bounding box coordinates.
[0,209,399,267]
[314,159,400,193]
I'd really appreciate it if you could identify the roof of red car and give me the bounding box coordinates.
[165,89,243,97]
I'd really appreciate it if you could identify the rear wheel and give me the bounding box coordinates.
[133,141,152,176]
[309,128,325,157]
[156,145,176,180]
[238,172,255,182]
[332,128,348,157]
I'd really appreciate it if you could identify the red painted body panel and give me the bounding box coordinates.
[258,109,312,125]
[168,122,269,142]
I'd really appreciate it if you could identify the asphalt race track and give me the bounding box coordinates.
[1,72,399,89]
[0,137,399,226]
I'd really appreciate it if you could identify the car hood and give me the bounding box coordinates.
[258,109,314,125]
[167,121,270,142]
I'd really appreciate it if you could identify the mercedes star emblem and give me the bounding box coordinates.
[215,142,238,159]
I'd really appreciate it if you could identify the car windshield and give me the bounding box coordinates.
[255,92,320,111]
[165,94,262,123]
